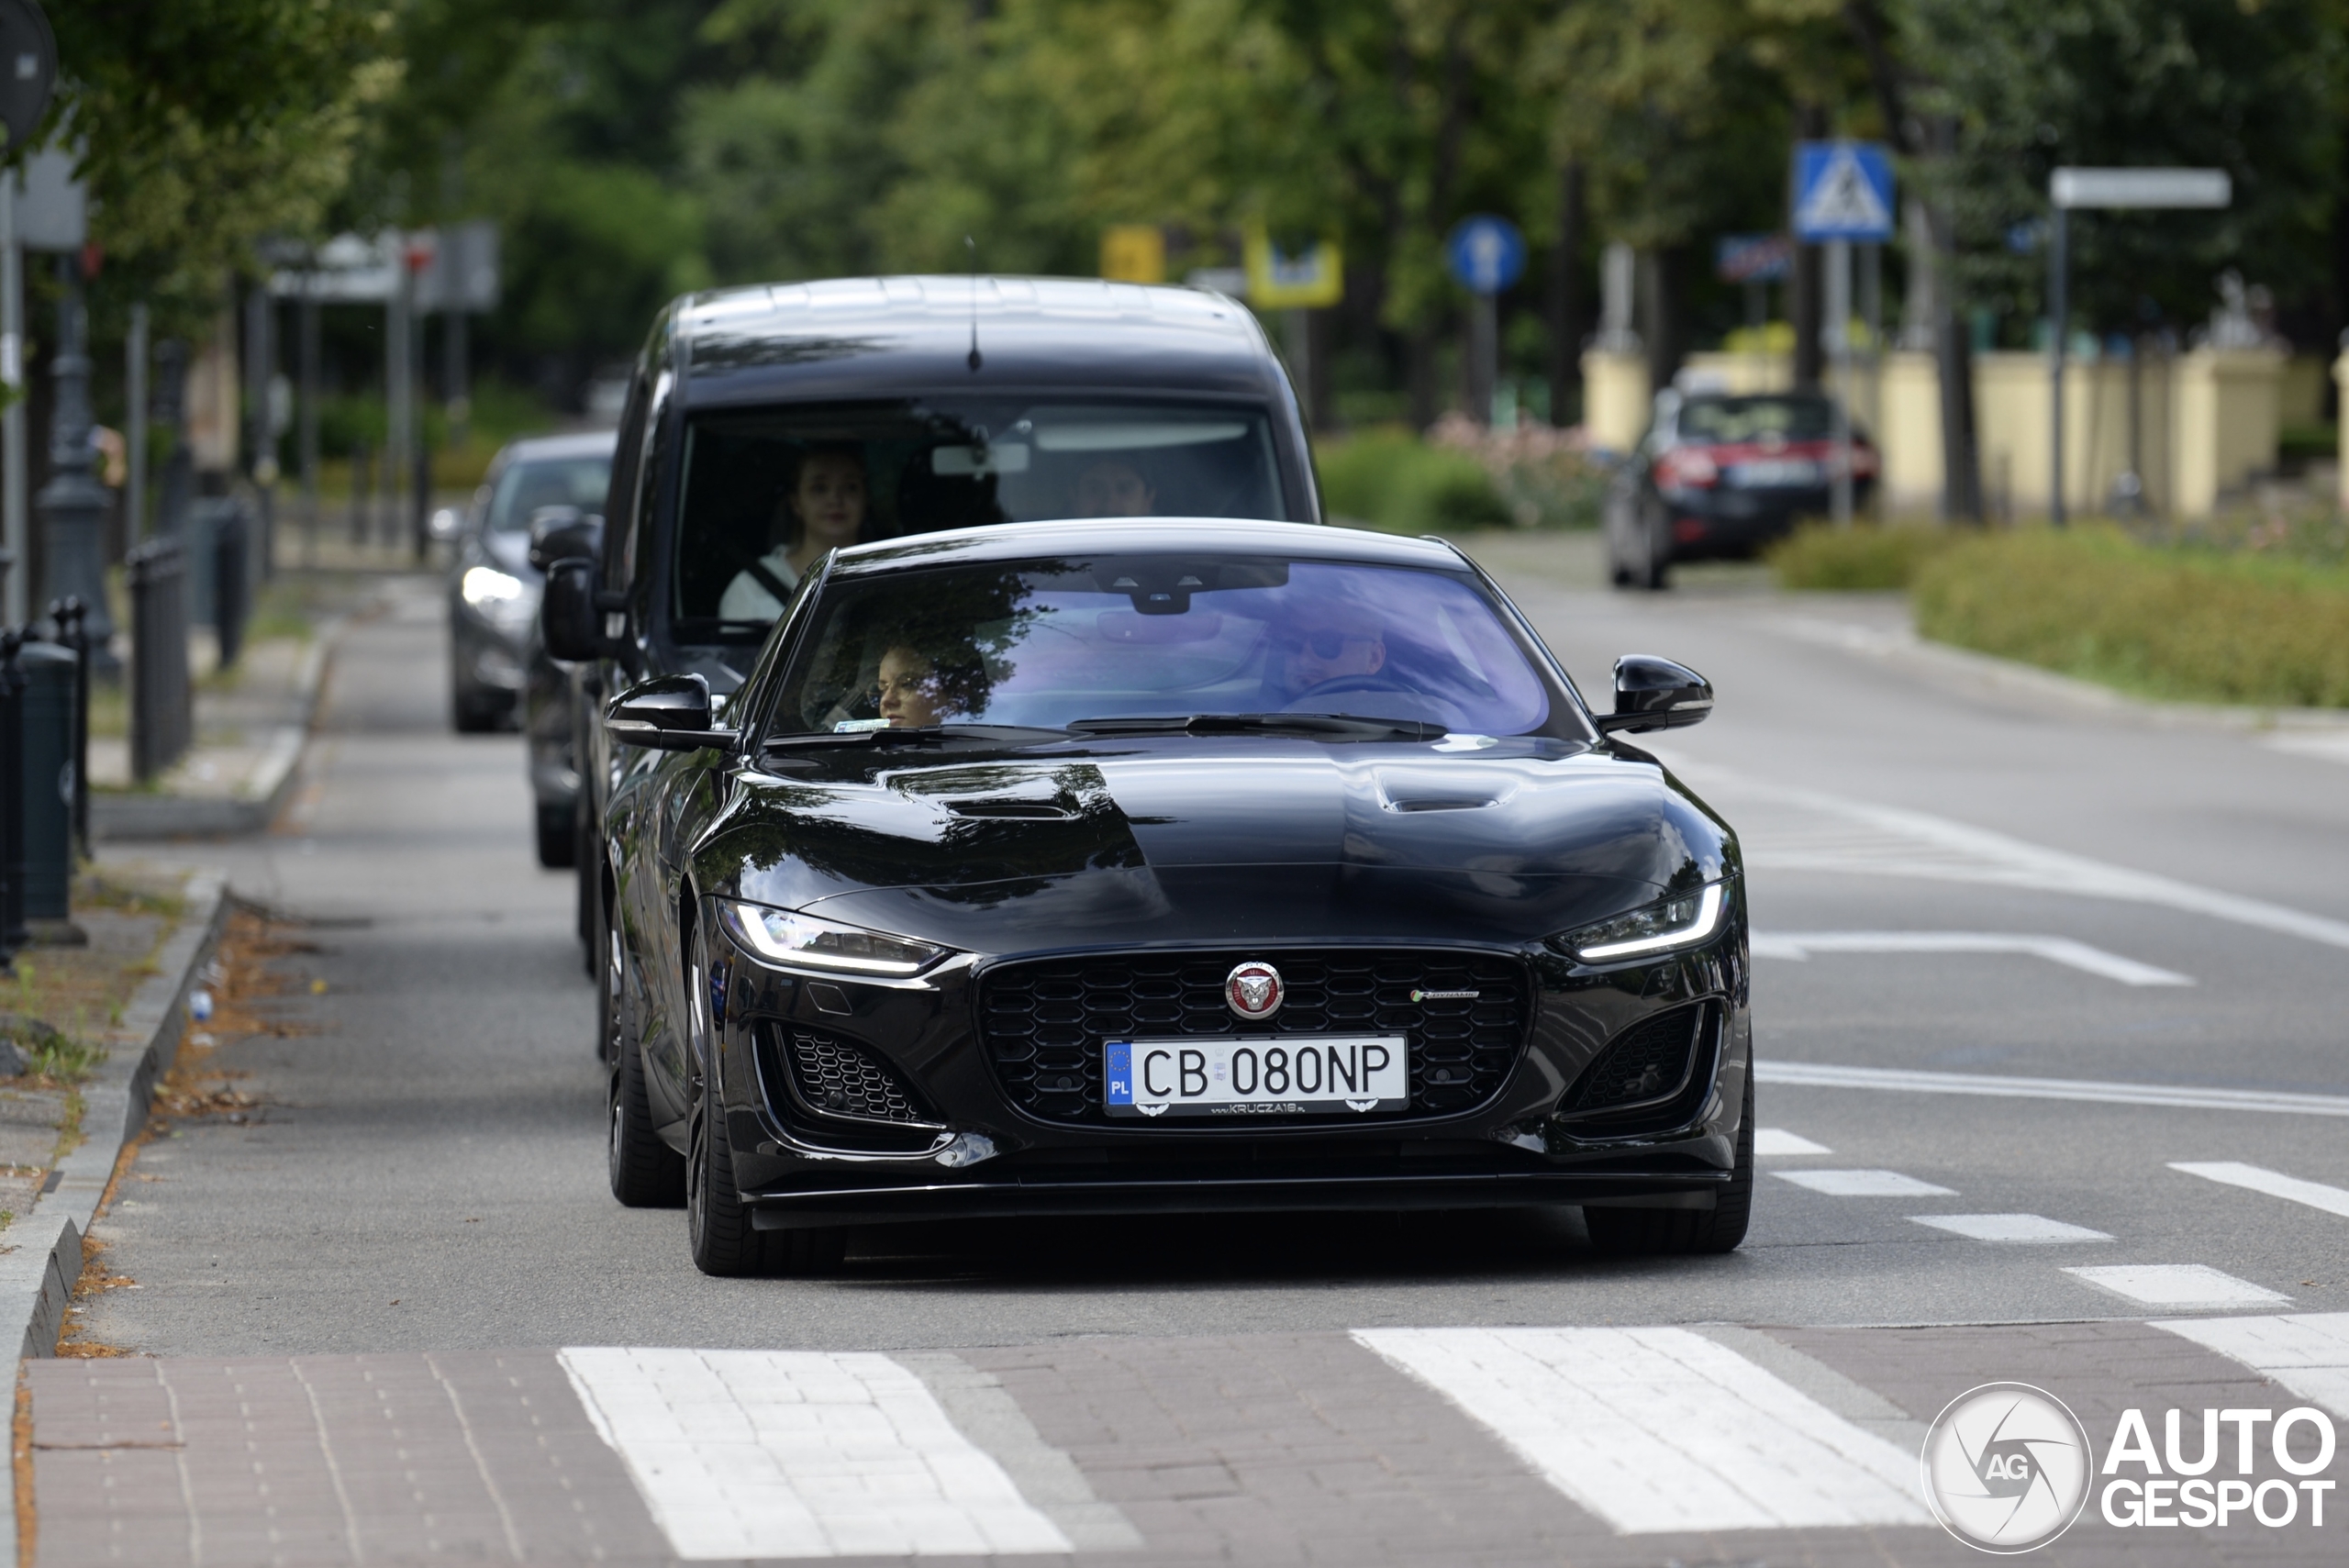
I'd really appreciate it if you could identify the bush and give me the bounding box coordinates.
[1914,526,2349,707]
[1316,428,1510,534]
[1766,522,1959,590]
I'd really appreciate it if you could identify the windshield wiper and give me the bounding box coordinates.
[763,723,1069,753]
[1068,713,1448,742]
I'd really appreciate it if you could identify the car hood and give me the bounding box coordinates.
[703,738,1734,951]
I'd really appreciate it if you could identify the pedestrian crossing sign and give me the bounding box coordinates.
[1793,141,1895,241]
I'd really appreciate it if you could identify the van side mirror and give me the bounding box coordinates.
[528,507,604,573]
[1595,655,1713,734]
[542,559,603,662]
[606,673,735,751]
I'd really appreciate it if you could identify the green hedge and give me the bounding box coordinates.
[1766,522,1959,590]
[1914,528,2349,707]
[1315,429,1512,534]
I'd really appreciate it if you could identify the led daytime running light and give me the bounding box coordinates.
[718,900,947,977]
[1569,882,1726,962]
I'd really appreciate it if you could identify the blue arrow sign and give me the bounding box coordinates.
[1792,142,1895,242]
[1446,215,1526,295]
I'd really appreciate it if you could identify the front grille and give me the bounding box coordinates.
[1568,1005,1706,1113]
[781,1029,934,1126]
[979,950,1531,1125]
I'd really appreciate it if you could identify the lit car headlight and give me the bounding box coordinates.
[461,565,541,634]
[1552,881,1726,962]
[718,900,952,977]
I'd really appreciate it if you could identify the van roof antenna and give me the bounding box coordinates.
[965,234,984,372]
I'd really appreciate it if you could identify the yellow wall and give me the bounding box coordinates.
[1580,350,1651,454]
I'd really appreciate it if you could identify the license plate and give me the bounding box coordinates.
[1726,458,1821,487]
[1103,1035,1409,1118]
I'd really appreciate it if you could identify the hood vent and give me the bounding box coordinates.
[945,798,1077,820]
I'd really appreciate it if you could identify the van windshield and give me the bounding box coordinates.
[672,399,1290,638]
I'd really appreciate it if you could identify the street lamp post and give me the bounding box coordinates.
[33,254,115,670]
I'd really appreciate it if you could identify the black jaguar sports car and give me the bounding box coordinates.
[592,517,1750,1276]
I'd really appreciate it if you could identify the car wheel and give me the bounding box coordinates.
[535,802,575,869]
[1636,495,1673,592]
[1604,489,1639,588]
[682,922,844,1276]
[1584,1072,1753,1256]
[607,912,685,1208]
[451,685,501,734]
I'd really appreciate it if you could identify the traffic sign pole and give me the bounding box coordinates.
[2049,205,2069,527]
[1826,239,1853,528]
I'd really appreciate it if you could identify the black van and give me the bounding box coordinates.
[540,274,1320,983]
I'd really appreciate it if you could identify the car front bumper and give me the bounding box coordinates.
[705,906,1753,1231]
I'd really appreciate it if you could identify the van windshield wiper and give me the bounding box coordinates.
[1068,713,1448,741]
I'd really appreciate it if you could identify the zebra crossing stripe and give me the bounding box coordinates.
[2152,1313,2349,1420]
[2171,1161,2349,1219]
[1352,1327,1932,1533]
[558,1347,1075,1559]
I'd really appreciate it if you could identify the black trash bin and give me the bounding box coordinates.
[16,640,73,921]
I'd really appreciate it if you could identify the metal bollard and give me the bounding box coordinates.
[47,599,88,860]
[15,635,73,922]
[214,503,250,670]
[0,628,26,962]
[127,537,192,784]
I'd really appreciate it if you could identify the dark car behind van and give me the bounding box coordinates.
[539,274,1321,991]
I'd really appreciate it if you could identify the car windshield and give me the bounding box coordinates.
[1676,395,1834,444]
[672,399,1289,635]
[484,455,612,532]
[772,554,1557,738]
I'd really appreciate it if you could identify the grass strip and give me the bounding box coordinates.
[1914,526,2349,707]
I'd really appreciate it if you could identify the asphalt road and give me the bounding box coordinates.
[89,540,2349,1350]
[65,542,2349,1565]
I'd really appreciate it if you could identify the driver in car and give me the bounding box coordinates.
[1269,603,1387,706]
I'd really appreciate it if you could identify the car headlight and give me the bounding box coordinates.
[461,565,541,635]
[1553,881,1726,962]
[718,900,952,977]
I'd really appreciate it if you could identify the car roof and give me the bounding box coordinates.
[494,429,618,464]
[674,276,1283,406]
[826,517,1466,577]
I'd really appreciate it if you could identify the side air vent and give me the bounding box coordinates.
[1568,1005,1708,1114]
[781,1029,938,1127]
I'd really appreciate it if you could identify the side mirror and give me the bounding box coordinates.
[542,559,604,662]
[528,506,604,573]
[1595,654,1713,734]
[607,673,735,751]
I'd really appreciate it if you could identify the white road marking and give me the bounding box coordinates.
[1754,1128,1832,1157]
[1758,1060,2349,1118]
[2266,730,2349,768]
[1352,1326,1932,1533]
[1909,1213,2112,1243]
[2170,1161,2349,1219]
[1688,768,2349,953]
[558,1347,1075,1560]
[1776,1169,1954,1197]
[2152,1313,2349,1419]
[1751,930,2191,986]
[2064,1264,2292,1309]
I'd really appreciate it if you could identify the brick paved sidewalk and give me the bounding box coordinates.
[21,1317,2346,1566]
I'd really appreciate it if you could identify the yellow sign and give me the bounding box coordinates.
[1100,225,1166,284]
[1243,226,1342,308]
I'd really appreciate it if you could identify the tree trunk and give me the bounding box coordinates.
[1639,247,1685,395]
[1927,117,1983,521]
[1791,104,1827,389]
[1547,159,1586,426]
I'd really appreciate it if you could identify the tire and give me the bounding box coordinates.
[1585,1071,1753,1256]
[535,801,575,869]
[607,907,685,1208]
[1635,495,1672,592]
[684,922,846,1277]
[451,685,502,733]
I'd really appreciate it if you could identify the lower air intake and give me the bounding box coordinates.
[1570,1006,1706,1113]
[783,1029,932,1126]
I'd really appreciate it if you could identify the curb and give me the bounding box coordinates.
[0,867,229,1362]
[93,615,350,841]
